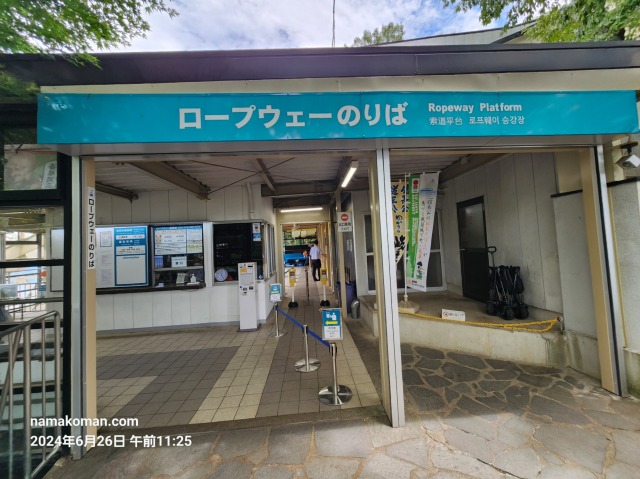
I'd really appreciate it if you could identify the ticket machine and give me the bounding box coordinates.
[238,262,259,331]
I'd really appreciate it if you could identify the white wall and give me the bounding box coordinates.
[96,184,275,332]
[440,153,562,313]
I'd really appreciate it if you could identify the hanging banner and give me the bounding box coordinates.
[405,174,420,278]
[407,173,439,291]
[391,180,408,263]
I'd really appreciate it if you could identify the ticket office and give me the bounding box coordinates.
[94,218,278,331]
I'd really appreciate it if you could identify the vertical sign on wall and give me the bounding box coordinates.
[87,187,96,269]
[391,180,407,263]
[404,173,439,291]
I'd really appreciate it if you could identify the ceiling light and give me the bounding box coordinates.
[280,207,323,213]
[341,160,359,188]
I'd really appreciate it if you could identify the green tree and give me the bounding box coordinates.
[441,0,640,42]
[0,0,178,97]
[351,22,405,46]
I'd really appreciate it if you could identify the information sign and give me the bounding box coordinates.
[337,212,352,232]
[270,283,282,302]
[322,308,343,340]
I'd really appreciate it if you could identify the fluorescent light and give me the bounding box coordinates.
[280,207,323,213]
[341,160,359,188]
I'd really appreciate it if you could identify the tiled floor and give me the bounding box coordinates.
[96,272,380,429]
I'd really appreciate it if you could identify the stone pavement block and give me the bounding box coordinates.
[414,347,445,359]
[172,461,217,479]
[253,465,294,479]
[408,386,445,411]
[214,427,268,460]
[359,452,416,479]
[611,429,640,468]
[145,439,214,476]
[443,427,492,463]
[588,410,640,431]
[493,448,541,479]
[208,460,253,479]
[305,457,360,479]
[539,464,596,479]
[314,419,373,458]
[365,414,425,448]
[443,410,497,441]
[605,462,640,479]
[448,352,487,370]
[529,396,590,425]
[267,423,312,465]
[386,438,431,469]
[534,424,608,474]
[441,362,481,382]
[431,444,502,479]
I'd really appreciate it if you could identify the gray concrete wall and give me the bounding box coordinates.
[552,192,597,337]
[441,152,562,313]
[609,180,640,397]
[610,181,640,351]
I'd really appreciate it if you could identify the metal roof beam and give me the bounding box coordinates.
[253,158,276,192]
[127,161,210,199]
[95,182,138,202]
[261,180,337,198]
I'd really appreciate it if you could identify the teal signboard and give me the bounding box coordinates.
[38,91,639,144]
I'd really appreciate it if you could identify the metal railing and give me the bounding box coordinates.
[0,311,63,478]
[3,284,47,320]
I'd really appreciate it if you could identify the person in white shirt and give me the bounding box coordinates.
[309,241,322,281]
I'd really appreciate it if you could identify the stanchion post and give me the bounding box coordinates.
[269,302,287,338]
[294,324,320,372]
[318,342,352,405]
[320,267,330,306]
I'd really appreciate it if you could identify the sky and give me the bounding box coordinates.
[119,0,498,52]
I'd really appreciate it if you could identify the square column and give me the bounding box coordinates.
[369,148,405,427]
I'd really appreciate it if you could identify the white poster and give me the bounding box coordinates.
[407,173,439,292]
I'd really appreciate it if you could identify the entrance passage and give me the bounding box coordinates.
[96,275,381,430]
[457,197,489,302]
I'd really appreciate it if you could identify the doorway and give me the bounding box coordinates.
[457,196,489,302]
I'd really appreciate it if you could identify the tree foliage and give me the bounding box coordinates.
[0,1,177,97]
[351,22,405,46]
[0,0,177,58]
[441,0,640,41]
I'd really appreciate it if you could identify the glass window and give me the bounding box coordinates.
[214,223,267,281]
[364,214,373,253]
[2,150,58,191]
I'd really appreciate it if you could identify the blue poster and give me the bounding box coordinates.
[113,226,148,287]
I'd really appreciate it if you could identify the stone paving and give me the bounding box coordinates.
[47,324,640,478]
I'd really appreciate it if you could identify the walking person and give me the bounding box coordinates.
[309,241,322,281]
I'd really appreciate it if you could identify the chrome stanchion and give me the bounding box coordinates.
[294,325,320,372]
[269,302,287,337]
[318,342,352,405]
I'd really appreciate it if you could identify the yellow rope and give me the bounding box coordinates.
[405,311,560,333]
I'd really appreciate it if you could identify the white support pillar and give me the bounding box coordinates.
[70,157,98,459]
[369,148,405,427]
[580,146,627,396]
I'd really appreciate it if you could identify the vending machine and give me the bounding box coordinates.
[238,262,259,331]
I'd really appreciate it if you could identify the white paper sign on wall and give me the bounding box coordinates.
[337,212,352,232]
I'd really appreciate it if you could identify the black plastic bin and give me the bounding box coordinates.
[336,281,356,313]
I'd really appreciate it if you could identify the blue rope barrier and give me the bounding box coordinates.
[275,307,330,348]
[308,329,330,348]
[276,307,304,330]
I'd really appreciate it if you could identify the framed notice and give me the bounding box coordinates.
[96,225,149,288]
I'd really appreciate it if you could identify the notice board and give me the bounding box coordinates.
[96,226,149,288]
